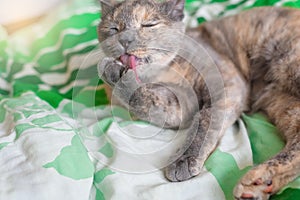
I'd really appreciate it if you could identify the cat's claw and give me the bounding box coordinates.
[165,155,202,182]
[98,57,127,86]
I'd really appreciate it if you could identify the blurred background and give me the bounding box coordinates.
[0,0,63,33]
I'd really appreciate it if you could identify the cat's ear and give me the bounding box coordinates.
[99,0,116,16]
[161,0,185,21]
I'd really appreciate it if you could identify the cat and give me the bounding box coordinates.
[97,0,300,199]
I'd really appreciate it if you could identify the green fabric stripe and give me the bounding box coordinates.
[55,64,100,89]
[15,124,36,139]
[31,13,99,56]
[272,188,300,200]
[205,149,251,200]
[72,87,109,107]
[34,39,97,73]
[99,143,114,158]
[15,75,43,84]
[32,114,62,126]
[93,168,115,200]
[13,81,39,97]
[242,113,284,164]
[185,0,202,15]
[251,0,283,7]
[218,0,249,16]
[36,90,64,108]
[61,101,86,118]
[94,168,115,183]
[0,88,9,96]
[111,107,132,121]
[283,0,300,8]
[95,187,105,200]
[5,62,24,83]
[93,118,114,137]
[0,142,9,150]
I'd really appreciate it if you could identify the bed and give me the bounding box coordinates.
[0,0,299,199]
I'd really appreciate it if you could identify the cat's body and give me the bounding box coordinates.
[97,1,300,199]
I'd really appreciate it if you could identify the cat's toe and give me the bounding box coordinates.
[165,155,201,182]
[234,183,270,200]
[234,165,274,200]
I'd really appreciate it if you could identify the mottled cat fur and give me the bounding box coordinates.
[97,0,300,199]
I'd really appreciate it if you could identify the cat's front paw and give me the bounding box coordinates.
[165,155,202,182]
[98,57,127,86]
[234,164,274,200]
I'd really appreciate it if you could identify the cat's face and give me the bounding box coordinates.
[98,0,185,72]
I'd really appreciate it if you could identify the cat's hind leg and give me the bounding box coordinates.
[234,89,300,200]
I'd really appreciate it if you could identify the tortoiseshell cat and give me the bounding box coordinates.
[97,0,300,199]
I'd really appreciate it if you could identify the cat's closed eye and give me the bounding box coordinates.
[141,21,160,28]
[109,26,119,34]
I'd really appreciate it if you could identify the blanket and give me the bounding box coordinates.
[0,0,300,199]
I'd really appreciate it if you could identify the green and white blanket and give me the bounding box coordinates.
[0,0,300,199]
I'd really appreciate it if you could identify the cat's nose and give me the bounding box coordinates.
[119,31,136,49]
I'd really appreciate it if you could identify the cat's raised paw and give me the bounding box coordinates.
[98,57,127,85]
[165,155,201,182]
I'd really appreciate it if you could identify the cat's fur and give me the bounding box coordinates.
[97,0,300,199]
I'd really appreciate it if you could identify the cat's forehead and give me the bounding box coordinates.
[113,0,160,21]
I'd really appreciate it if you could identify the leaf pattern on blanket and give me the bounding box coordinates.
[44,135,94,180]
[0,0,300,200]
[93,169,115,200]
[206,149,251,200]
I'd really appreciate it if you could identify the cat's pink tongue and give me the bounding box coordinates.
[120,54,141,83]
[129,55,136,69]
[120,54,135,69]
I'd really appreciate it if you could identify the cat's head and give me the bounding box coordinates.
[98,0,186,70]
